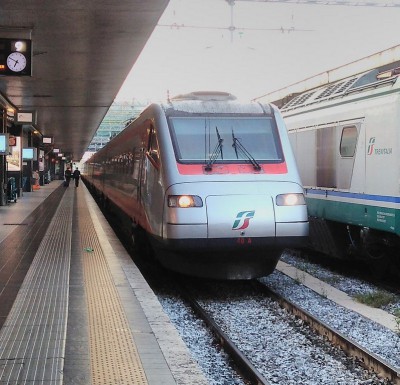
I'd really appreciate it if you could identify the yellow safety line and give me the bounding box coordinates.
[78,191,148,385]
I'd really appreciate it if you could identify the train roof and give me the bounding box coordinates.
[160,91,273,116]
[275,61,400,113]
[253,45,400,113]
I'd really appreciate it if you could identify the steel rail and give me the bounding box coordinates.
[251,280,400,385]
[179,285,271,385]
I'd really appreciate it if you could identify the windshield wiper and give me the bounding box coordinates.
[231,129,261,171]
[205,127,223,171]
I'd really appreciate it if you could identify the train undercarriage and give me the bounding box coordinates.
[308,217,400,277]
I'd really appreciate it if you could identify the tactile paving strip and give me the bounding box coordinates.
[76,190,148,385]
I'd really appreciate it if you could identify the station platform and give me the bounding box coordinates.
[0,181,209,385]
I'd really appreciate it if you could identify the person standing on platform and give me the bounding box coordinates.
[64,167,72,187]
[73,167,81,187]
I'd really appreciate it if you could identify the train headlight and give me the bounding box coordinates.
[276,193,306,206]
[168,195,203,208]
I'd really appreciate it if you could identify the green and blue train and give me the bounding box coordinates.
[259,52,400,274]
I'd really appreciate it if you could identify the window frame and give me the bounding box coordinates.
[340,125,358,158]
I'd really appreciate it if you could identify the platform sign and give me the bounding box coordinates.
[0,133,9,155]
[0,38,32,76]
[42,136,53,145]
[15,110,35,124]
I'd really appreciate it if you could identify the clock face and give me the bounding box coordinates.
[7,52,27,72]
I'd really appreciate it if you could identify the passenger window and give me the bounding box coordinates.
[340,126,358,157]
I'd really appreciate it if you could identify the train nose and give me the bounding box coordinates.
[206,195,276,238]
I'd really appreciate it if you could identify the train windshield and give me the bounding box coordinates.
[169,116,284,164]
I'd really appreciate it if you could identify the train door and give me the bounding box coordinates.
[131,145,144,201]
[316,124,336,188]
[288,126,317,187]
[125,121,148,205]
[140,124,163,235]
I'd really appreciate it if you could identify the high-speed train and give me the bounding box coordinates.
[83,91,309,279]
[260,56,400,275]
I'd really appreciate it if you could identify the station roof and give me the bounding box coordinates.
[0,0,168,160]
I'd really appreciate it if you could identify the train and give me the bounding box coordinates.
[257,52,400,276]
[83,91,309,279]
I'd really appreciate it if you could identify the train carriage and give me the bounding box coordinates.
[261,56,400,274]
[83,91,309,279]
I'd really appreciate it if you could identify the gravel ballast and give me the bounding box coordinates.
[156,252,400,384]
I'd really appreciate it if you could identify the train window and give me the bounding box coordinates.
[169,116,284,164]
[340,125,358,157]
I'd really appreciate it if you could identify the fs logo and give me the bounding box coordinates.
[232,211,255,230]
[367,137,375,155]
[366,136,392,156]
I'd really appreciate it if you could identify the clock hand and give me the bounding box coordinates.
[8,57,20,67]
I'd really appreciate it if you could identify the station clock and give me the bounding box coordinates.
[0,38,32,76]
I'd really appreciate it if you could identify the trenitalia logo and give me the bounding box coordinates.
[367,136,392,156]
[232,211,255,230]
[367,137,375,155]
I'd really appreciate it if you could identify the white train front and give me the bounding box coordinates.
[83,92,309,279]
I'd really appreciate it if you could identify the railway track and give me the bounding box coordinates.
[179,283,271,385]
[178,278,400,385]
[252,280,400,385]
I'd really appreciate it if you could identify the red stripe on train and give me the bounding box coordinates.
[177,162,288,175]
